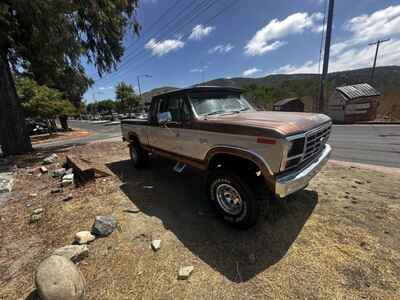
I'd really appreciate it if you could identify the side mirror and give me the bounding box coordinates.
[158,111,172,125]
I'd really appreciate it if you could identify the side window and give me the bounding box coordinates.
[167,96,181,122]
[156,95,192,123]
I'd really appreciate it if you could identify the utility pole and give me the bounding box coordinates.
[318,0,335,113]
[137,74,152,97]
[369,38,390,81]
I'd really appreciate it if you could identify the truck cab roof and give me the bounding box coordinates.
[153,86,244,99]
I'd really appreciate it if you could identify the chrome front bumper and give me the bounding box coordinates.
[275,144,332,198]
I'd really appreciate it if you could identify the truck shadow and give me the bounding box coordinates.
[107,157,318,283]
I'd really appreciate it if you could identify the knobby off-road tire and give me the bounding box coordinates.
[129,141,148,168]
[206,169,260,229]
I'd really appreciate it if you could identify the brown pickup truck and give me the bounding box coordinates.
[121,86,332,228]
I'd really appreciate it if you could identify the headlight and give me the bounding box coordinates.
[288,138,305,157]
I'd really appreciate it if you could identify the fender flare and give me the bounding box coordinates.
[205,146,275,187]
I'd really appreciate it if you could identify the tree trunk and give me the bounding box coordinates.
[0,55,32,156]
[59,115,69,130]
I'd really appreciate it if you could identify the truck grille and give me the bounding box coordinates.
[303,124,331,162]
[283,123,331,170]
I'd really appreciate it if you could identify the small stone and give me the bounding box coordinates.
[32,208,44,215]
[42,153,58,165]
[91,216,117,237]
[62,194,73,202]
[151,239,161,251]
[355,180,364,185]
[74,231,95,244]
[143,185,154,189]
[40,166,48,173]
[178,266,194,280]
[62,174,74,186]
[248,253,256,264]
[51,188,63,194]
[30,214,42,223]
[52,168,66,178]
[29,193,38,197]
[35,255,85,300]
[53,245,89,262]
[351,185,357,189]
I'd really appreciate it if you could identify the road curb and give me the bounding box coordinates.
[328,159,400,175]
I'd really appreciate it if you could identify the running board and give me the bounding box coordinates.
[173,161,186,173]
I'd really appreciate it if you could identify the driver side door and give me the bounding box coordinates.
[148,96,181,154]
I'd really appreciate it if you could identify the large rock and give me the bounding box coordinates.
[53,245,89,262]
[91,215,117,237]
[35,255,85,300]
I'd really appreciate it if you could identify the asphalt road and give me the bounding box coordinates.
[35,120,400,168]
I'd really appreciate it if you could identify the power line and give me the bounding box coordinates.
[94,0,212,84]
[95,0,228,86]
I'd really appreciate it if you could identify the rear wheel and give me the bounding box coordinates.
[129,141,148,168]
[206,169,260,228]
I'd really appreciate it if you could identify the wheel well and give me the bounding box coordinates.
[128,133,139,144]
[208,153,260,175]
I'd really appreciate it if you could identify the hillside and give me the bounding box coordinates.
[202,66,400,91]
[141,66,400,119]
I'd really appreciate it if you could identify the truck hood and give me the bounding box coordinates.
[201,111,331,136]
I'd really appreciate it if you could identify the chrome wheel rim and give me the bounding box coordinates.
[216,183,243,215]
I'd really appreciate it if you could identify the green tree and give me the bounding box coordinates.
[97,99,116,115]
[0,0,140,155]
[16,77,76,132]
[115,82,139,117]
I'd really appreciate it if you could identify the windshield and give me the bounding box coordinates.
[189,93,254,117]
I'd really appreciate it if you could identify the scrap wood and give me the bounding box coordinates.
[66,155,112,184]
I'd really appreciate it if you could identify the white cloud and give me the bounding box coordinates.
[345,5,400,43]
[99,86,113,90]
[208,43,234,54]
[273,38,400,74]
[331,5,400,55]
[189,24,215,40]
[243,67,262,77]
[190,65,208,73]
[245,12,323,56]
[271,6,400,75]
[145,38,184,56]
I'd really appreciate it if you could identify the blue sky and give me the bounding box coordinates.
[83,0,400,101]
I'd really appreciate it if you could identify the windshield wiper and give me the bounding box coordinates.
[204,110,226,116]
[230,107,250,114]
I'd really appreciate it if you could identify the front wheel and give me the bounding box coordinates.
[206,169,260,229]
[129,141,148,168]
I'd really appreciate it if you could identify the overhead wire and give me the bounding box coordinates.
[94,0,239,86]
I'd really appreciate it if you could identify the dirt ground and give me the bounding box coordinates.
[0,141,399,300]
